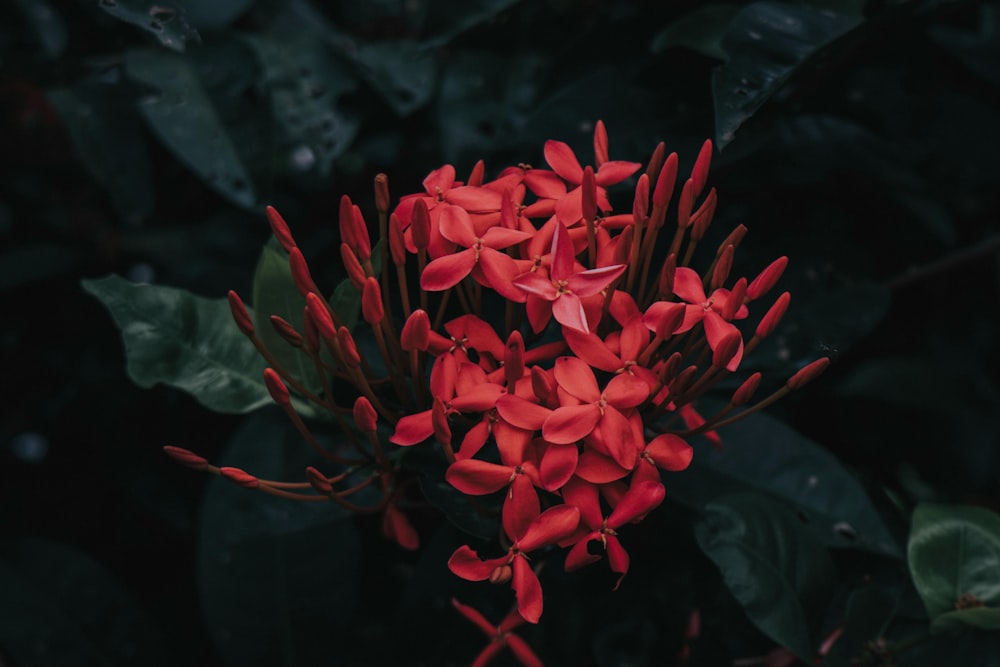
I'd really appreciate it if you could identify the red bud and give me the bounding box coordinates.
[351,205,371,261]
[582,165,597,222]
[289,247,318,297]
[658,253,677,298]
[489,564,514,585]
[263,368,290,406]
[755,292,791,339]
[645,141,666,186]
[717,224,748,257]
[353,396,378,432]
[341,242,366,290]
[220,466,259,489]
[389,213,406,267]
[711,244,734,291]
[301,308,320,354]
[658,352,683,385]
[632,173,649,223]
[691,139,713,197]
[227,290,254,336]
[690,188,717,242]
[787,357,830,390]
[374,173,390,215]
[531,366,556,404]
[505,330,525,385]
[339,195,356,249]
[671,365,698,397]
[163,445,208,470]
[266,205,296,252]
[401,309,430,352]
[412,199,430,250]
[652,152,679,208]
[747,256,789,300]
[467,160,485,187]
[306,293,336,341]
[731,372,762,406]
[711,332,742,369]
[269,316,303,348]
[594,120,609,166]
[362,277,384,325]
[337,326,361,367]
[655,301,686,339]
[722,277,747,322]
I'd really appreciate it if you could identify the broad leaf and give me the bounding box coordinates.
[695,493,836,660]
[713,2,863,147]
[0,539,167,666]
[99,0,198,52]
[126,49,255,207]
[668,408,901,558]
[650,4,742,61]
[82,274,270,414]
[908,503,1000,632]
[825,586,896,667]
[198,412,361,666]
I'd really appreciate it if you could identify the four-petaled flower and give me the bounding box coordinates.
[451,598,543,667]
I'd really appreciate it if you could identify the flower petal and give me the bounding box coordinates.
[389,410,433,445]
[420,250,476,291]
[607,481,665,529]
[450,383,504,413]
[518,504,581,551]
[496,394,551,430]
[594,160,641,186]
[563,327,622,373]
[538,443,579,492]
[544,140,584,184]
[567,264,626,298]
[447,459,513,494]
[575,450,629,484]
[672,266,707,304]
[512,556,543,623]
[645,433,694,471]
[507,634,544,667]
[703,311,744,371]
[553,356,601,402]
[503,473,540,541]
[603,373,650,409]
[448,545,508,581]
[513,272,558,301]
[438,205,477,247]
[542,404,601,444]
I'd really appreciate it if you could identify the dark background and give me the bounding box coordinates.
[2,0,998,665]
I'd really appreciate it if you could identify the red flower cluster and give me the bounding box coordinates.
[167,121,829,667]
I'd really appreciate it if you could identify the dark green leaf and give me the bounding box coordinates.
[0,539,167,667]
[99,0,198,52]
[198,412,361,667]
[650,4,742,61]
[668,408,901,557]
[712,2,863,147]
[695,493,836,660]
[422,0,523,47]
[183,0,253,29]
[347,39,437,116]
[46,80,155,223]
[81,274,271,414]
[243,32,359,178]
[13,0,67,58]
[908,503,1000,631]
[252,241,324,399]
[836,357,968,414]
[126,49,255,207]
[825,586,897,667]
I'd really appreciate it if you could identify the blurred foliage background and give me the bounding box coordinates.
[1,0,998,665]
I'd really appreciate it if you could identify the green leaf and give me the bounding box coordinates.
[99,0,199,52]
[183,0,253,29]
[46,80,155,223]
[650,4,742,61]
[0,539,167,666]
[13,0,67,58]
[712,2,863,147]
[198,412,361,666]
[908,503,1000,631]
[252,241,324,399]
[242,32,359,178]
[668,408,901,558]
[82,274,271,414]
[695,493,836,660]
[126,49,256,207]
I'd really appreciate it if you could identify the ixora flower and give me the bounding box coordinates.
[160,122,829,667]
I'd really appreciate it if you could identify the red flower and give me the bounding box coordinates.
[451,599,543,667]
[513,221,626,333]
[449,503,580,623]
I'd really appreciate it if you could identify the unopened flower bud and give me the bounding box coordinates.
[220,466,259,489]
[652,152,678,208]
[787,357,830,390]
[505,330,525,385]
[337,326,362,367]
[655,302,686,339]
[658,253,677,298]
[531,366,556,404]
[645,141,666,185]
[594,119,609,166]
[163,445,208,470]
[269,316,303,348]
[677,178,695,229]
[711,244,734,291]
[301,308,320,354]
[755,292,791,339]
[401,309,431,352]
[341,243,366,290]
[374,173,390,215]
[339,194,356,248]
[266,205,296,252]
[731,372,762,406]
[632,173,649,223]
[659,352,683,384]
[353,396,378,432]
[711,332,742,369]
[671,365,699,397]
[721,277,748,322]
[227,290,254,336]
[747,256,789,301]
[289,247,319,297]
[412,199,431,250]
[263,368,291,406]
[306,293,336,341]
[691,138,713,197]
[306,466,332,494]
[362,277,384,325]
[717,224,748,257]
[351,205,371,262]
[389,213,406,267]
